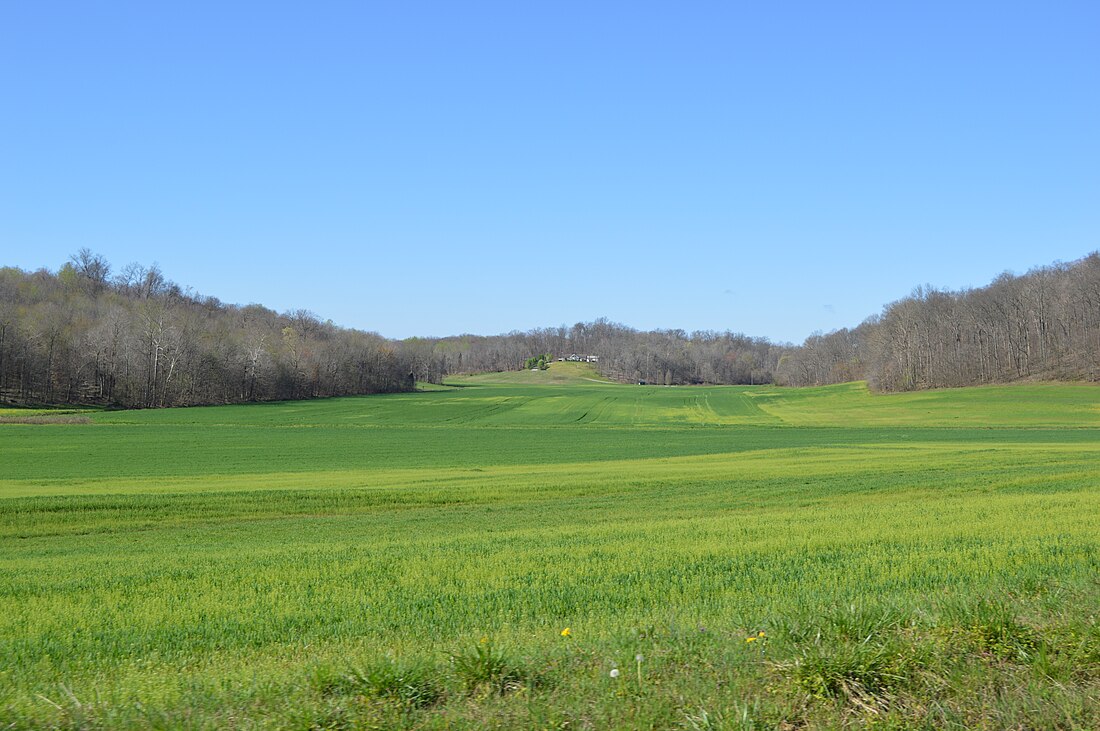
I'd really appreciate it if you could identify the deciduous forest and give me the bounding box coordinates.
[2,250,1098,407]
[0,251,415,407]
[777,252,1100,389]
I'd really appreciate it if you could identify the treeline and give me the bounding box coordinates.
[409,320,784,386]
[777,252,1100,390]
[0,251,415,407]
[6,249,1096,406]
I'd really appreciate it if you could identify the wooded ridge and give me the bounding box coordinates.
[1,250,1097,407]
[777,252,1100,390]
[0,253,415,407]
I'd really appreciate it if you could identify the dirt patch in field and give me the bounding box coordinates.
[0,414,94,425]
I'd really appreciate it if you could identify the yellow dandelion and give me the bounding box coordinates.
[745,636,757,643]
[758,630,766,637]
[479,636,489,645]
[560,627,572,637]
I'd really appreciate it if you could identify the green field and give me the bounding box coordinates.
[3,364,1100,729]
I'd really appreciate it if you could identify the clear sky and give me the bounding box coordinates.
[2,2,1097,344]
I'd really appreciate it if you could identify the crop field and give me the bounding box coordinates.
[2,363,1100,729]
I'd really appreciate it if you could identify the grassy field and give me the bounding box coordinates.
[2,363,1099,729]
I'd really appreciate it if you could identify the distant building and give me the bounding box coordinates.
[564,353,599,363]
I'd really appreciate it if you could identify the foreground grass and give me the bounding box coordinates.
[12,587,1099,730]
[2,373,1099,728]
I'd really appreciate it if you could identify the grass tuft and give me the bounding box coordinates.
[783,638,919,705]
[451,638,525,695]
[310,658,444,709]
[946,598,1039,662]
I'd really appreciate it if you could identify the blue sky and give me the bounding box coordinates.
[2,2,1097,343]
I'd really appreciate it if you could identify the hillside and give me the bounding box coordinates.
[0,258,415,409]
[779,252,1100,390]
[446,360,613,386]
